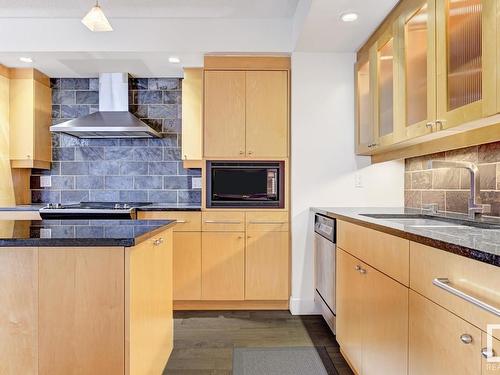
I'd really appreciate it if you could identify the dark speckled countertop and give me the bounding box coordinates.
[312,207,500,267]
[0,219,175,247]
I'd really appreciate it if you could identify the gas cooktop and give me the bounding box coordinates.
[39,202,153,220]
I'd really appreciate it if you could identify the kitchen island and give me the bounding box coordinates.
[0,219,176,375]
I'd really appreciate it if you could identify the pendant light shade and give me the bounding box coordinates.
[82,2,113,32]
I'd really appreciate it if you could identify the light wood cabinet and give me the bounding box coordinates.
[336,248,409,375]
[201,231,245,300]
[204,71,246,158]
[173,232,201,300]
[409,290,482,375]
[202,211,245,231]
[181,68,203,168]
[355,50,376,154]
[245,230,289,300]
[204,69,289,158]
[9,69,51,169]
[245,70,288,157]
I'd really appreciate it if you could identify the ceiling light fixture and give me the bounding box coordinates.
[82,1,113,32]
[168,57,181,64]
[340,12,359,22]
[19,57,33,63]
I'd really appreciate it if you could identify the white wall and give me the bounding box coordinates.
[290,52,404,314]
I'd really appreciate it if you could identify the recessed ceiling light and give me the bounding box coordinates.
[168,56,181,64]
[82,1,113,32]
[341,12,359,22]
[19,57,33,63]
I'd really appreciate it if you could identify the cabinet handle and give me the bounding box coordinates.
[433,278,500,317]
[239,151,244,155]
[248,221,287,224]
[481,347,495,359]
[359,268,367,274]
[426,122,434,129]
[355,265,361,271]
[248,151,253,155]
[460,334,473,344]
[367,143,378,148]
[204,220,241,224]
[153,237,164,246]
[176,220,188,223]
[435,120,445,130]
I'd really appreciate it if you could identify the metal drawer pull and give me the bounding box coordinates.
[204,220,241,224]
[153,237,164,246]
[433,278,500,317]
[460,334,473,344]
[248,221,287,224]
[175,220,188,223]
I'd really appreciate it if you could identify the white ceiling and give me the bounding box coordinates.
[0,0,399,77]
[0,0,300,18]
[295,0,399,52]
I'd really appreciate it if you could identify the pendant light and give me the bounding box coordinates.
[82,1,113,32]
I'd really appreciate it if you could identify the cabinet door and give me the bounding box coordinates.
[245,70,288,158]
[336,248,363,374]
[181,68,203,163]
[9,78,34,161]
[204,71,246,158]
[436,0,495,129]
[201,232,245,300]
[375,25,399,148]
[245,231,289,300]
[409,290,481,375]
[481,333,500,375]
[173,232,201,300]
[355,48,378,155]
[398,0,437,139]
[362,264,409,375]
[33,80,51,164]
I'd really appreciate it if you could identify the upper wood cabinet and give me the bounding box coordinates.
[356,0,500,159]
[9,69,52,169]
[204,69,289,159]
[204,70,246,158]
[355,51,376,154]
[181,68,203,168]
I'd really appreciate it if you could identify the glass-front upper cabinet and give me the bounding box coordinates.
[436,0,496,129]
[375,25,398,147]
[355,49,377,154]
[397,0,437,139]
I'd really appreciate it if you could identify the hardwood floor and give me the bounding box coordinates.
[164,310,353,374]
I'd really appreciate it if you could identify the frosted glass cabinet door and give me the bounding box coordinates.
[398,0,437,139]
[355,50,377,155]
[436,0,495,129]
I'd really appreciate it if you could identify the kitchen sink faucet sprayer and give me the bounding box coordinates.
[427,160,491,220]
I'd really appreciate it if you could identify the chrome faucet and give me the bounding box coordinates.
[427,160,491,220]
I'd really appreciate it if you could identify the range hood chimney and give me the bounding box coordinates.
[50,73,162,138]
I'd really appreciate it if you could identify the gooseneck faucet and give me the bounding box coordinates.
[427,160,491,219]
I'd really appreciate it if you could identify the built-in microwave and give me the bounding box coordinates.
[206,161,284,208]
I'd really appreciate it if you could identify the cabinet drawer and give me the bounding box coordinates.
[245,211,288,232]
[137,211,201,232]
[202,211,245,231]
[337,220,410,286]
[410,242,500,339]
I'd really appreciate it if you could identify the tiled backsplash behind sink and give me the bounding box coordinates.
[404,141,500,216]
[30,77,201,205]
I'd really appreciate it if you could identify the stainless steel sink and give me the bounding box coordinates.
[360,213,500,230]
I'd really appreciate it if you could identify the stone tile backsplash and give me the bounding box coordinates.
[404,141,500,216]
[31,77,201,205]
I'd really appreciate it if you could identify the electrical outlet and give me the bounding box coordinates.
[191,177,202,189]
[40,176,52,188]
[40,228,52,238]
[354,173,363,188]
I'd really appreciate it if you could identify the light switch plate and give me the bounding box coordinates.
[40,176,52,187]
[191,177,202,189]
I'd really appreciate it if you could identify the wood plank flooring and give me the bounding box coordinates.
[164,311,353,374]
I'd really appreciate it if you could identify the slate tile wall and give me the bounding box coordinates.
[31,77,201,205]
[404,141,500,216]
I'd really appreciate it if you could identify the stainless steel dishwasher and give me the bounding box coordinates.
[314,214,336,334]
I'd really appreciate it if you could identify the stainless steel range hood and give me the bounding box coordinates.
[50,73,162,138]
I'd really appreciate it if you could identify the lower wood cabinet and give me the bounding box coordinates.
[336,248,408,375]
[409,290,482,375]
[201,232,245,300]
[173,232,201,300]
[245,230,289,300]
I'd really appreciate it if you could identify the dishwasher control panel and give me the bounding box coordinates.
[314,214,336,243]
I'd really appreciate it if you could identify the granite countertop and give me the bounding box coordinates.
[312,207,500,267]
[0,219,175,247]
[135,203,201,211]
